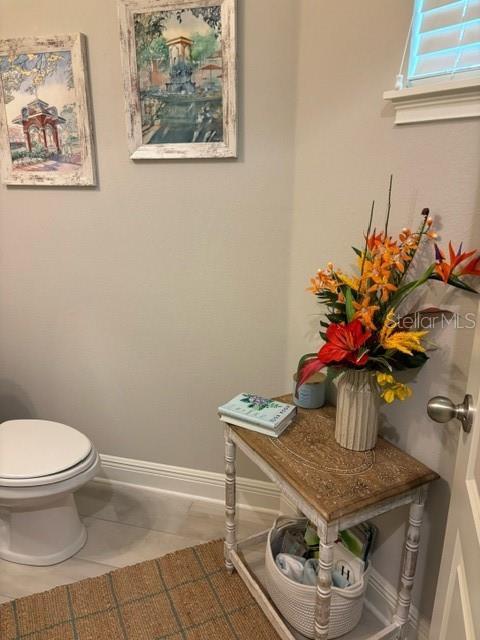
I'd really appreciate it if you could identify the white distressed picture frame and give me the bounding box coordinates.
[118,0,237,159]
[0,34,96,187]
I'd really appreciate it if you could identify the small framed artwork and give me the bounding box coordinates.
[0,34,96,187]
[118,0,237,159]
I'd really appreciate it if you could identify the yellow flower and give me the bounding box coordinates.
[379,310,428,355]
[337,272,360,291]
[381,384,412,403]
[395,384,413,401]
[376,372,412,403]
[382,389,396,403]
[376,372,394,385]
[379,309,396,344]
[382,330,427,355]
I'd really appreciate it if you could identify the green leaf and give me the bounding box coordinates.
[388,265,435,310]
[429,273,479,294]
[367,356,393,371]
[326,366,343,381]
[345,287,355,322]
[352,247,363,258]
[326,313,344,323]
[389,351,429,370]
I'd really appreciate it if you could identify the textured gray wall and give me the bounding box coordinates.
[287,0,480,624]
[0,0,299,479]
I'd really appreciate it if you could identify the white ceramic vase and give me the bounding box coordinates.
[335,369,380,451]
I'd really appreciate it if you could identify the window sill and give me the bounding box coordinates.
[383,78,480,125]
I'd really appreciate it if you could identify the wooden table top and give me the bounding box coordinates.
[229,396,439,523]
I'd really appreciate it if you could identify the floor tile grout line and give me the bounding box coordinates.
[107,573,129,640]
[78,504,272,530]
[78,513,214,542]
[80,513,204,537]
[155,559,188,640]
[193,547,241,640]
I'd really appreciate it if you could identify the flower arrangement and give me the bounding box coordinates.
[297,187,480,408]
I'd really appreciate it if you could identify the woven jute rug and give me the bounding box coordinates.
[0,540,279,640]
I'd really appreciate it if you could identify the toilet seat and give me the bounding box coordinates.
[0,448,98,487]
[0,419,94,487]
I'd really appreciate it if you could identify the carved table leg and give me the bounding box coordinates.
[224,426,237,574]
[393,486,428,638]
[314,524,338,640]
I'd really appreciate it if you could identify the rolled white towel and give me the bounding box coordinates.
[275,554,305,583]
[303,558,319,586]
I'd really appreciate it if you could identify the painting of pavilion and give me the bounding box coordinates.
[134,6,224,145]
[0,51,81,175]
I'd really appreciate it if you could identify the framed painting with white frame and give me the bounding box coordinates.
[118,0,237,159]
[0,33,96,187]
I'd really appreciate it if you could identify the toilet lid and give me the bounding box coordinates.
[0,420,93,479]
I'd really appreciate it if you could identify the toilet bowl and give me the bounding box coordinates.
[0,419,100,566]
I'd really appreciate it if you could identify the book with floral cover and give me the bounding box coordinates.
[218,393,296,435]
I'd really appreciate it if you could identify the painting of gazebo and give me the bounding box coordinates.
[0,34,96,186]
[119,0,237,159]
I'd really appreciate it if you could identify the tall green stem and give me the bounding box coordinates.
[384,174,393,238]
[361,200,375,279]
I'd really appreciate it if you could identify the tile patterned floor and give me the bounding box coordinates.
[0,481,384,639]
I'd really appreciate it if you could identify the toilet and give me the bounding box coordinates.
[0,419,100,566]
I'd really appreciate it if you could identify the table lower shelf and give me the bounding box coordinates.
[232,535,402,640]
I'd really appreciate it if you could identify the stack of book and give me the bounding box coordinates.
[218,393,297,437]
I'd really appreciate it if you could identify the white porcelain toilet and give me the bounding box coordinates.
[0,419,100,566]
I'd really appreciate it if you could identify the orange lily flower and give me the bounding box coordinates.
[352,295,379,330]
[307,266,339,294]
[366,230,384,251]
[368,281,397,302]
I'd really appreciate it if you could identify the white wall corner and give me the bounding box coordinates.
[96,454,430,638]
[383,78,480,125]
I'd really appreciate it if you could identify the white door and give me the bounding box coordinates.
[429,312,480,638]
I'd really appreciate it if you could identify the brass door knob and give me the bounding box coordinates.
[427,395,474,433]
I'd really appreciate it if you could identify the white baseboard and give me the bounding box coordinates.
[98,453,281,513]
[97,454,430,639]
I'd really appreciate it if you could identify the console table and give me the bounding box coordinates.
[223,397,438,640]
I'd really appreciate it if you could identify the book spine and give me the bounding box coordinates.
[218,407,278,429]
[219,405,295,429]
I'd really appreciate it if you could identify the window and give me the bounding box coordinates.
[384,0,480,124]
[408,0,480,85]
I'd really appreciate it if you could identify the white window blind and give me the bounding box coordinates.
[408,0,480,83]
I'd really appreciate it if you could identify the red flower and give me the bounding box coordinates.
[296,320,371,390]
[319,320,371,366]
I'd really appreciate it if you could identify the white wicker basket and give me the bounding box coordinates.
[265,517,369,639]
